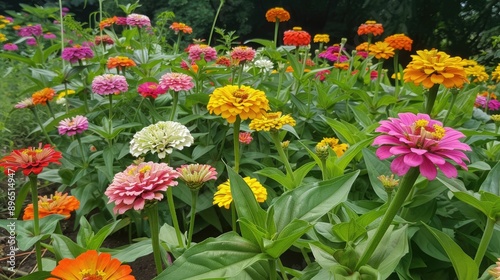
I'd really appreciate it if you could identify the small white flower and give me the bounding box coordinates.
[253,58,274,73]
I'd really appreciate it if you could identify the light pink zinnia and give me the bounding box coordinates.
[126,13,151,28]
[187,44,217,62]
[372,112,471,180]
[105,161,180,214]
[239,132,253,144]
[58,115,89,136]
[14,97,34,109]
[176,164,218,190]
[3,43,18,51]
[92,74,129,95]
[138,82,168,99]
[61,45,94,63]
[17,24,43,37]
[230,46,256,63]
[475,96,500,111]
[159,73,194,92]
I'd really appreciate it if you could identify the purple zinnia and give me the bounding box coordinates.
[92,74,129,95]
[126,14,151,28]
[3,43,18,51]
[61,45,95,63]
[319,45,348,62]
[26,37,37,46]
[58,115,89,136]
[17,24,43,37]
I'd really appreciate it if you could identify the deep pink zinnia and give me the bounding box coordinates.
[61,45,94,63]
[372,113,471,180]
[239,132,253,144]
[137,82,168,99]
[58,115,89,136]
[105,161,180,214]
[3,43,18,51]
[43,32,57,40]
[475,96,500,111]
[230,46,256,63]
[126,13,151,28]
[159,73,194,92]
[91,74,129,95]
[187,44,217,62]
[17,24,43,37]
[26,37,37,46]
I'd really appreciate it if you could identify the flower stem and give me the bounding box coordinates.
[146,204,163,275]
[231,203,237,232]
[108,94,113,121]
[58,0,65,68]
[442,91,458,126]
[425,84,440,115]
[269,259,277,280]
[29,175,43,272]
[169,91,179,121]
[233,117,241,173]
[76,136,87,164]
[393,51,399,98]
[474,216,495,267]
[174,32,181,55]
[271,131,295,189]
[187,190,199,248]
[277,258,289,280]
[46,102,56,119]
[30,108,54,146]
[166,187,184,248]
[273,20,280,48]
[208,0,225,46]
[355,167,420,271]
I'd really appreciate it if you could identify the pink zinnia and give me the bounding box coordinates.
[475,96,500,111]
[176,164,218,190]
[3,43,18,51]
[159,73,194,92]
[126,13,151,28]
[239,132,253,144]
[26,37,37,46]
[92,74,129,95]
[116,17,128,26]
[370,70,378,80]
[373,113,471,180]
[58,115,89,136]
[230,46,256,63]
[315,69,331,81]
[61,45,94,63]
[43,32,57,40]
[105,161,180,214]
[318,45,348,62]
[14,97,34,109]
[137,82,168,99]
[187,44,217,62]
[17,24,43,37]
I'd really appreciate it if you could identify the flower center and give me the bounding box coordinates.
[233,89,249,101]
[139,165,151,174]
[412,119,445,140]
[81,269,106,280]
[293,27,302,31]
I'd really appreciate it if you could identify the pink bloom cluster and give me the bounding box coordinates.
[58,115,89,136]
[91,74,129,95]
[26,38,37,46]
[319,45,348,62]
[43,33,57,40]
[3,43,18,51]
[230,46,256,63]
[475,96,500,111]
[373,113,470,180]
[17,24,43,37]
[61,45,94,63]
[137,82,167,99]
[159,73,194,92]
[105,162,180,214]
[315,69,331,81]
[187,44,217,62]
[239,132,253,144]
[126,13,151,28]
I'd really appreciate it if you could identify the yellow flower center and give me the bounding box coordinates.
[293,27,302,31]
[431,124,445,140]
[233,89,249,100]
[413,119,446,140]
[81,270,106,280]
[414,119,429,129]
[139,165,151,174]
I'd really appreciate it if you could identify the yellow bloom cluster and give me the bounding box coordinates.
[249,112,296,131]
[492,64,500,83]
[369,41,394,60]
[463,59,489,83]
[315,137,348,158]
[313,34,330,44]
[213,177,267,209]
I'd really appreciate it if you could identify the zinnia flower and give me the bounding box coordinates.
[17,24,42,37]
[384,33,412,51]
[23,191,80,220]
[126,13,151,28]
[107,56,136,71]
[265,7,291,22]
[357,20,384,36]
[137,82,168,99]
[213,177,267,209]
[43,32,56,39]
[492,64,500,83]
[475,92,500,111]
[57,89,76,100]
[313,34,330,44]
[403,49,468,89]
[315,69,331,81]
[99,16,118,30]
[239,132,253,144]
[95,35,114,45]
[170,22,192,34]
[26,37,36,46]
[253,58,274,73]
[369,41,394,59]
[3,43,18,51]
[318,44,348,62]
[32,88,55,105]
[176,164,217,190]
[315,137,348,159]
[130,121,194,159]
[61,45,94,63]
[47,250,135,280]
[159,72,194,92]
[249,111,296,131]
[230,46,256,63]
[58,115,89,136]
[207,85,270,123]
[283,27,311,47]
[0,143,62,176]
[187,44,217,62]
[463,59,489,83]
[105,161,179,214]
[372,112,471,180]
[15,97,34,109]
[92,74,129,95]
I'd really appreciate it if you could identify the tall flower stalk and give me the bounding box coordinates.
[208,0,225,46]
[29,174,43,271]
[145,203,163,274]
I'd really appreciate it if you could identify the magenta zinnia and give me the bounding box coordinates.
[159,72,194,92]
[91,74,129,95]
[58,115,89,136]
[187,44,217,62]
[137,82,168,99]
[230,46,256,63]
[61,45,94,64]
[105,161,180,214]
[373,113,471,180]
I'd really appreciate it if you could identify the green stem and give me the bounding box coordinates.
[146,204,163,275]
[29,175,43,272]
[237,65,244,88]
[58,0,65,69]
[271,131,295,189]
[46,102,56,119]
[442,92,458,126]
[76,136,87,164]
[187,190,199,248]
[233,117,241,173]
[269,259,277,280]
[30,108,54,146]
[474,217,496,267]
[231,203,237,232]
[301,247,312,265]
[169,91,179,121]
[355,168,420,270]
[167,187,184,248]
[425,84,440,115]
[277,258,289,280]
[174,32,181,54]
[273,20,280,48]
[208,0,225,46]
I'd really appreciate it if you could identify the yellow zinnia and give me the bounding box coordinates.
[313,34,330,44]
[315,137,348,158]
[249,111,296,131]
[463,59,489,82]
[403,49,468,89]
[491,64,500,83]
[213,177,267,209]
[207,85,270,123]
[369,41,394,60]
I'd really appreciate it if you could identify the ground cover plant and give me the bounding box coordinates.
[1,1,500,279]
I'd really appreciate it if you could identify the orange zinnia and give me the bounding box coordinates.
[369,41,395,59]
[32,88,55,105]
[107,56,136,70]
[265,7,291,22]
[384,33,413,51]
[283,27,311,47]
[357,20,384,36]
[23,191,80,220]
[99,16,118,30]
[170,22,193,34]
[0,143,62,176]
[48,250,135,280]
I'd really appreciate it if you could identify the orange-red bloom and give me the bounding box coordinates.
[265,7,291,22]
[23,191,80,220]
[384,34,413,51]
[99,16,118,30]
[357,20,384,36]
[0,143,62,176]
[32,88,55,105]
[107,56,136,70]
[170,22,192,34]
[47,250,135,280]
[283,27,311,47]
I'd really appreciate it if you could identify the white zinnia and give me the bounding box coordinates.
[253,58,274,73]
[130,121,194,159]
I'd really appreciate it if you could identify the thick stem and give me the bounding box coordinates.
[174,32,181,55]
[208,0,224,46]
[355,168,420,270]
[166,187,184,248]
[474,217,495,267]
[269,259,277,280]
[146,204,163,275]
[425,84,440,116]
[442,92,458,126]
[277,258,289,280]
[30,108,54,146]
[29,175,43,271]
[271,131,295,189]
[273,20,280,48]
[233,117,241,173]
[169,91,179,121]
[187,190,199,248]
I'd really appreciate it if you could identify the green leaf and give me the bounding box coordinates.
[362,148,391,201]
[109,239,153,263]
[88,219,129,250]
[264,219,312,258]
[0,52,36,66]
[16,271,52,280]
[480,161,500,195]
[155,232,269,280]
[334,138,373,176]
[453,192,488,216]
[292,161,316,186]
[421,224,478,279]
[254,167,294,190]
[50,234,86,260]
[273,171,359,232]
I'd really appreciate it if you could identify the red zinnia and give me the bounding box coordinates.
[0,143,62,176]
[357,20,384,36]
[283,27,311,47]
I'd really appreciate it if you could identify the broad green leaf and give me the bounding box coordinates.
[362,148,391,201]
[228,261,270,280]
[332,220,366,243]
[109,239,153,263]
[17,271,52,280]
[254,167,294,190]
[155,232,269,280]
[292,161,316,186]
[453,192,488,216]
[334,138,373,176]
[480,161,500,195]
[88,219,129,250]
[264,219,312,258]
[50,234,86,260]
